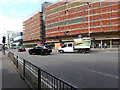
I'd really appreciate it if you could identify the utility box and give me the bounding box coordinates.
[55,43,61,50]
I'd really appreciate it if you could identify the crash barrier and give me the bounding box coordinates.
[8,52,78,90]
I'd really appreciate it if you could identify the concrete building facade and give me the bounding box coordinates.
[23,12,43,45]
[42,2,52,44]
[45,0,120,48]
[6,31,22,48]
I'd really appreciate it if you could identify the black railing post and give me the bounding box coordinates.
[12,53,14,61]
[23,59,25,78]
[16,56,18,69]
[38,68,41,90]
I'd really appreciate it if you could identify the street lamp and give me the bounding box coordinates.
[86,2,91,37]
[86,2,95,48]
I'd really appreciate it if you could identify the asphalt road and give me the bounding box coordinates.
[9,49,119,88]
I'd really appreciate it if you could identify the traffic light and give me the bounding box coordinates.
[2,36,6,43]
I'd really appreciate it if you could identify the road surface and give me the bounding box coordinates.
[9,49,119,88]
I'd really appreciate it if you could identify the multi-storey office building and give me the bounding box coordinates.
[23,12,43,45]
[45,0,119,48]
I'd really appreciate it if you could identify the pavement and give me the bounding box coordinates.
[90,47,119,52]
[1,51,27,89]
[53,47,119,53]
[0,52,2,90]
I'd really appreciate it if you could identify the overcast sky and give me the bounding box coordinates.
[0,0,60,44]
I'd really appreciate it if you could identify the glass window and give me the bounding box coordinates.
[68,43,72,47]
[35,46,44,49]
[62,44,67,48]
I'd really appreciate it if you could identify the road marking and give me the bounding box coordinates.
[91,70,119,79]
[52,53,90,56]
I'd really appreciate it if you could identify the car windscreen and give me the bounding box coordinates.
[35,46,47,48]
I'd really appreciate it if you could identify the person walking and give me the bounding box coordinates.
[104,43,107,49]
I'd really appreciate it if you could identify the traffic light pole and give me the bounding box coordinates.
[3,44,5,55]
[2,36,6,55]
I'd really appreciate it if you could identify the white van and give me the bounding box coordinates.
[58,37,91,53]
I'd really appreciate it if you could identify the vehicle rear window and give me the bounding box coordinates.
[35,46,47,48]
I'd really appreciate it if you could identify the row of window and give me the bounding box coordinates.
[46,4,118,20]
[46,25,119,37]
[46,24,119,33]
[25,25,42,31]
[46,13,119,29]
[24,35,41,41]
[24,18,42,26]
[46,11,118,25]
[24,29,41,35]
[46,17,85,28]
[46,1,118,16]
[46,1,118,12]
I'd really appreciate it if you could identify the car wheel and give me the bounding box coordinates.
[47,52,50,55]
[29,52,32,55]
[29,51,32,55]
[59,50,64,53]
[82,50,86,54]
[38,52,41,55]
[29,53,32,55]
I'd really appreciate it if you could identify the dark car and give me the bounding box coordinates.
[29,45,52,55]
[18,46,26,52]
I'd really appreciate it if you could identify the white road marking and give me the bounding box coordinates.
[53,53,89,56]
[90,70,119,79]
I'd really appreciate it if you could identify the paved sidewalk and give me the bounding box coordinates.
[53,47,119,52]
[91,47,119,52]
[1,51,27,89]
[0,52,2,90]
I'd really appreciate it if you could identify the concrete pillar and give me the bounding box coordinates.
[110,40,112,48]
[101,41,103,48]
[93,42,94,48]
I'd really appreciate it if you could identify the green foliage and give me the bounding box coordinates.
[18,42,22,46]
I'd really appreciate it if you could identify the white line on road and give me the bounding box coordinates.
[53,53,89,56]
[90,70,119,79]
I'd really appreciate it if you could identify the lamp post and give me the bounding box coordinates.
[86,2,91,37]
[100,0,103,48]
[87,2,94,48]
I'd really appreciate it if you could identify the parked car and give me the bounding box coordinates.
[29,45,52,55]
[18,46,26,52]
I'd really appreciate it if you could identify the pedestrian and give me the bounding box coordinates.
[104,43,107,49]
[99,43,101,49]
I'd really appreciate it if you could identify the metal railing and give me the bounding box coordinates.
[8,52,78,90]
